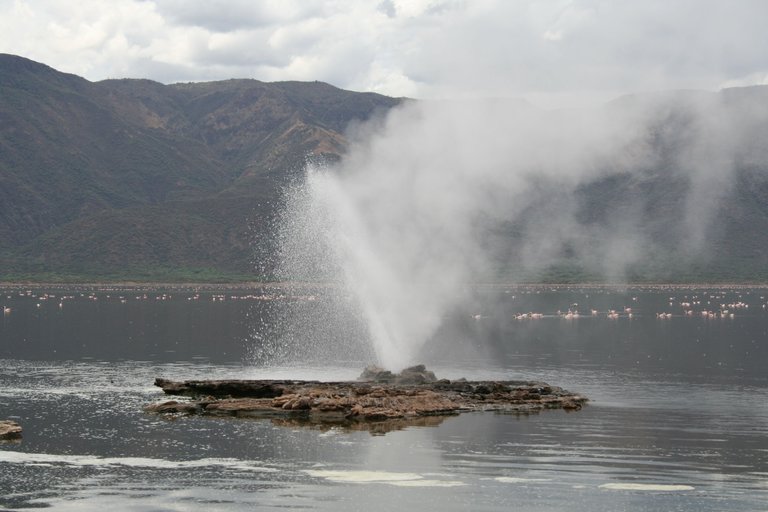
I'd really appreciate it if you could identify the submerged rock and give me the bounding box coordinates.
[0,420,22,441]
[147,366,587,433]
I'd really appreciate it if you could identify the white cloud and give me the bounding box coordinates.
[720,71,768,89]
[1,0,767,106]
[151,0,321,32]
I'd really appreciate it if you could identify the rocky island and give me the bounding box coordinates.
[146,365,587,432]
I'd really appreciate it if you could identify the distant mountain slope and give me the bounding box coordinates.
[1,54,767,282]
[0,54,401,280]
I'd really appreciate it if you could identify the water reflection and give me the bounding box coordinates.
[272,414,450,435]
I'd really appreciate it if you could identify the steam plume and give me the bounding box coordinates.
[265,87,767,370]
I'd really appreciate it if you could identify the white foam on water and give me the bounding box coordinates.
[0,451,276,473]
[388,479,466,487]
[305,469,464,487]
[306,469,422,482]
[599,483,695,491]
[494,476,552,484]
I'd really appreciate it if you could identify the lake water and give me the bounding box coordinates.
[1,284,767,511]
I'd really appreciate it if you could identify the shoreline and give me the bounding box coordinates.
[2,281,768,292]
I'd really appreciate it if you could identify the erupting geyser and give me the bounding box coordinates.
[267,160,465,370]
[255,93,758,370]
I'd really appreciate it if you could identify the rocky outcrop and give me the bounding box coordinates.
[359,364,438,384]
[153,378,297,398]
[0,420,22,441]
[146,367,587,432]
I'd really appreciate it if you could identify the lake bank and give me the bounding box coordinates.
[3,281,768,292]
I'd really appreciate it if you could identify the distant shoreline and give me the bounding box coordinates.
[2,281,768,291]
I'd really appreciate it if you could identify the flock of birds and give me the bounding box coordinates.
[1,289,318,315]
[479,292,767,322]
[2,289,768,323]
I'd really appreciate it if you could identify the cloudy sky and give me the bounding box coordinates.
[1,0,767,107]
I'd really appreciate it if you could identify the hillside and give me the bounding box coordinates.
[1,54,767,283]
[0,54,401,281]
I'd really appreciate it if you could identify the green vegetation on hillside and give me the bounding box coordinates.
[0,54,401,282]
[1,54,767,284]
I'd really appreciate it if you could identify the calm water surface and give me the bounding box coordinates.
[1,285,767,511]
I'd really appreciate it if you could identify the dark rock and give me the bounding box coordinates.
[395,372,428,385]
[155,378,300,398]
[359,364,438,384]
[396,364,437,384]
[358,364,437,384]
[358,365,395,383]
[447,380,473,392]
[473,385,492,395]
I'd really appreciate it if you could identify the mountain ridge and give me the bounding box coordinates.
[0,54,401,280]
[1,54,767,283]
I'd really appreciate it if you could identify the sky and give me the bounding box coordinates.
[2,0,768,108]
